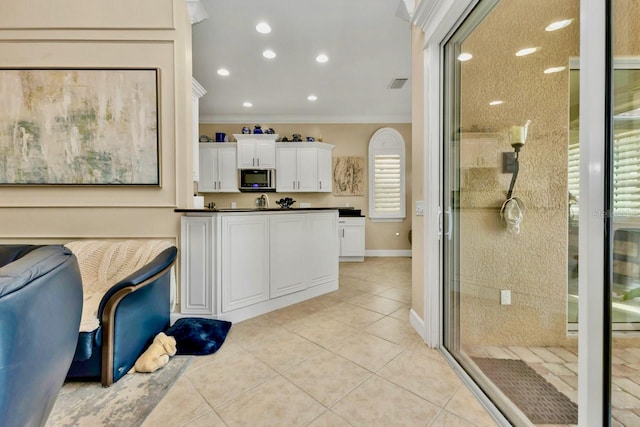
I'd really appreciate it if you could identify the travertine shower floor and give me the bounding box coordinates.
[143,257,497,426]
[467,344,640,426]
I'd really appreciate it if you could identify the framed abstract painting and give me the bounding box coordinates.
[0,68,160,185]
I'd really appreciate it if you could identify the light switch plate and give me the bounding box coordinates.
[416,200,425,216]
[500,290,511,305]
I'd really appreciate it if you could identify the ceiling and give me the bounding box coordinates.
[191,0,412,124]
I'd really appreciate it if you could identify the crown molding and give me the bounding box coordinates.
[192,78,207,98]
[185,0,209,25]
[412,0,439,30]
[199,114,411,125]
[412,0,476,42]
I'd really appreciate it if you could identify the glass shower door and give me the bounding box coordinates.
[442,0,581,424]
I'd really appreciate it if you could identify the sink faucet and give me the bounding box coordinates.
[257,194,270,209]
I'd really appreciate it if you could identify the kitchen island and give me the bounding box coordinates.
[175,208,339,323]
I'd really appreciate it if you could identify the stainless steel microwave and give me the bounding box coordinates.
[239,169,276,192]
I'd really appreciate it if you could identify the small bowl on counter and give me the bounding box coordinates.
[276,197,296,209]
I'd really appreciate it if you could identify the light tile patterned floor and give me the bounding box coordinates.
[143,257,497,427]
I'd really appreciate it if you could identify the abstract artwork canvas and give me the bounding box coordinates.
[333,156,365,196]
[0,68,159,185]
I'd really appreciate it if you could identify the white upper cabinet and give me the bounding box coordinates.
[198,143,239,192]
[276,146,297,192]
[234,135,277,169]
[317,145,333,192]
[275,142,334,192]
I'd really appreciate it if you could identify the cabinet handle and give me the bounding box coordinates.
[293,180,296,189]
[297,181,300,189]
[257,158,260,167]
[342,229,345,238]
[319,181,322,189]
[218,181,221,190]
[214,181,217,190]
[253,158,255,167]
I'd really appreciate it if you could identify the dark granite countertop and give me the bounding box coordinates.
[175,207,341,213]
[175,207,365,217]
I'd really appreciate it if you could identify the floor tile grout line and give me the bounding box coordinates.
[326,371,376,411]
[199,364,281,413]
[145,258,431,426]
[425,407,445,427]
[174,377,222,427]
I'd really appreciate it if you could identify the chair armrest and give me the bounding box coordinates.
[97,246,177,319]
[95,245,177,386]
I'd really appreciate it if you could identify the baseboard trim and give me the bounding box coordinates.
[364,250,412,257]
[410,308,427,343]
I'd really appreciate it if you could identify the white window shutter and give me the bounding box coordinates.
[368,128,406,221]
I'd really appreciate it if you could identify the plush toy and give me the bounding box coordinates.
[130,332,177,373]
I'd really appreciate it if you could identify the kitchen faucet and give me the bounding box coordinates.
[257,193,270,209]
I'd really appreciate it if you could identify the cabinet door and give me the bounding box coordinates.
[237,140,256,168]
[255,140,276,168]
[341,224,366,256]
[317,147,333,193]
[217,146,239,192]
[296,147,318,192]
[306,212,339,287]
[221,215,269,312]
[270,214,307,298]
[180,217,214,314]
[276,146,297,192]
[198,144,218,192]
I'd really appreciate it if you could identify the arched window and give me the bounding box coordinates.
[368,127,406,221]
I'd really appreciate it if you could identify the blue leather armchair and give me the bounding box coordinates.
[66,245,177,386]
[0,245,83,427]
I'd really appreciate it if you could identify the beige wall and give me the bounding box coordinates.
[457,0,579,347]
[199,123,412,252]
[410,24,425,319]
[0,0,192,247]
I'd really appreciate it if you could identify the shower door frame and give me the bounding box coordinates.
[415,0,611,424]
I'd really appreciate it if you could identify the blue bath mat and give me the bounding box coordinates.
[165,318,232,356]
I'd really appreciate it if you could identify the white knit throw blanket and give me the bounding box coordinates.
[65,240,172,333]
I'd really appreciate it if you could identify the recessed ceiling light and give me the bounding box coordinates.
[256,22,271,34]
[262,49,276,59]
[217,68,230,76]
[307,95,318,101]
[546,19,573,32]
[243,102,253,107]
[544,66,566,74]
[489,100,503,106]
[515,47,538,57]
[315,54,329,63]
[457,52,473,62]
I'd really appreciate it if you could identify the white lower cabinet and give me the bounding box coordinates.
[269,214,307,298]
[179,210,339,323]
[221,215,270,312]
[180,216,214,314]
[307,213,340,285]
[339,217,365,262]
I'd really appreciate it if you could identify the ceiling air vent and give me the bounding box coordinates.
[388,78,408,89]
